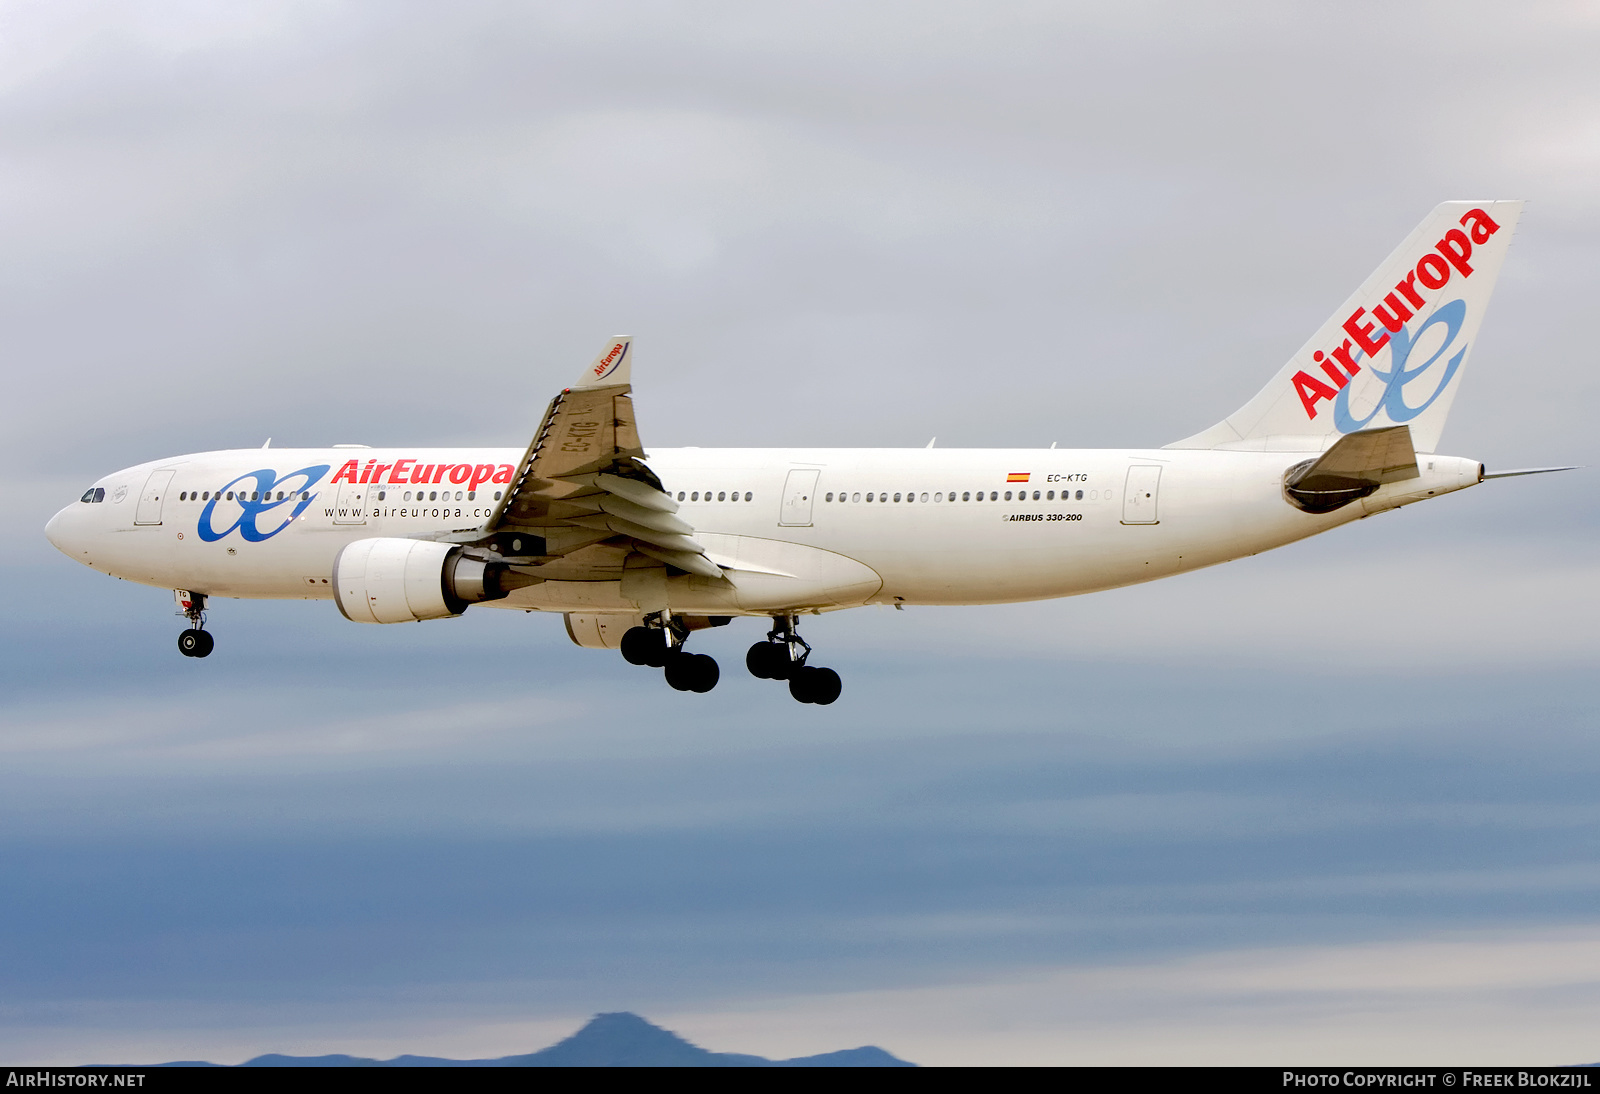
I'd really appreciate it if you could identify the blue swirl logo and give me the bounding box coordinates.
[1333,299,1468,434]
[198,465,329,542]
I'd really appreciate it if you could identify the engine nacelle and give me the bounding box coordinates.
[334,538,510,624]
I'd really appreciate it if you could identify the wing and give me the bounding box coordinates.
[478,337,724,581]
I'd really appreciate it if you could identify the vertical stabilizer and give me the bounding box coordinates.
[1167,201,1523,453]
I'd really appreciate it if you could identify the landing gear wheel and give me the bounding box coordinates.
[746,642,793,680]
[178,629,213,658]
[789,666,841,705]
[665,652,719,693]
[621,626,670,667]
[688,653,719,693]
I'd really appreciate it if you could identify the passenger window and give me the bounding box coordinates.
[179,491,187,501]
[404,491,412,501]
[1076,489,1083,500]
[1003,491,1011,500]
[1047,490,1055,500]
[934,493,942,502]
[718,492,726,501]
[852,492,860,502]
[691,492,699,501]
[377,491,386,501]
[893,493,902,502]
[990,491,999,501]
[921,492,929,503]
[744,492,752,501]
[468,491,475,500]
[678,491,686,501]
[300,492,308,501]
[825,492,834,502]
[1032,490,1040,500]
[494,491,503,501]
[225,491,233,500]
[866,493,874,502]
[962,491,970,501]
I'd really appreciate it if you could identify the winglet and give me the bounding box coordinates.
[572,336,633,389]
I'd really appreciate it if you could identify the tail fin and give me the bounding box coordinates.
[1167,201,1524,453]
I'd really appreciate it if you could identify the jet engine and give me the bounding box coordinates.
[333,538,511,623]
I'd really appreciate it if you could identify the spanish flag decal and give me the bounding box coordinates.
[1006,472,1030,483]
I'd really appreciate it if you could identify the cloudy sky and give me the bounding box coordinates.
[2,0,1598,1066]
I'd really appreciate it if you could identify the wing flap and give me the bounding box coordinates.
[474,337,727,584]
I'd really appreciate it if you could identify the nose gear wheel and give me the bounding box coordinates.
[175,592,213,658]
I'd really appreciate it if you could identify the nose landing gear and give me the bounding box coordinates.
[620,613,719,693]
[175,590,213,659]
[747,616,841,705]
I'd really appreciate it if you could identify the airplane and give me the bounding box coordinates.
[45,200,1572,705]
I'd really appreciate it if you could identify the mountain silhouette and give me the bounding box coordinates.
[154,1012,915,1067]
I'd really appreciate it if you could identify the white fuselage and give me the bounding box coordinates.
[44,445,1483,619]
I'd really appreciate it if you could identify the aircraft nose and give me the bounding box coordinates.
[45,505,83,558]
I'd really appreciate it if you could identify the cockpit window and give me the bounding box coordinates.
[80,487,105,503]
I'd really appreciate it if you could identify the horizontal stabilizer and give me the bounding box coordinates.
[1283,425,1419,514]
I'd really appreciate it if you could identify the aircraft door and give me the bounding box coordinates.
[779,469,821,527]
[333,479,368,525]
[1121,465,1162,525]
[134,469,176,525]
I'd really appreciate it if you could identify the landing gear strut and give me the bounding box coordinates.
[175,590,213,658]
[747,616,841,705]
[620,613,719,693]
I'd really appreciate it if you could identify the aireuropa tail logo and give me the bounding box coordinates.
[592,341,628,381]
[198,465,329,542]
[1292,207,1500,425]
[1331,300,1467,433]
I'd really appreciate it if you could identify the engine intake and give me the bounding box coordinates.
[334,538,511,623]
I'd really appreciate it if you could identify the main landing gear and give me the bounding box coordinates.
[747,616,841,705]
[174,590,214,659]
[620,615,720,693]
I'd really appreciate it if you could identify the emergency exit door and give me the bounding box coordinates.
[779,469,821,527]
[134,469,176,525]
[1121,465,1162,525]
[333,479,368,524]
